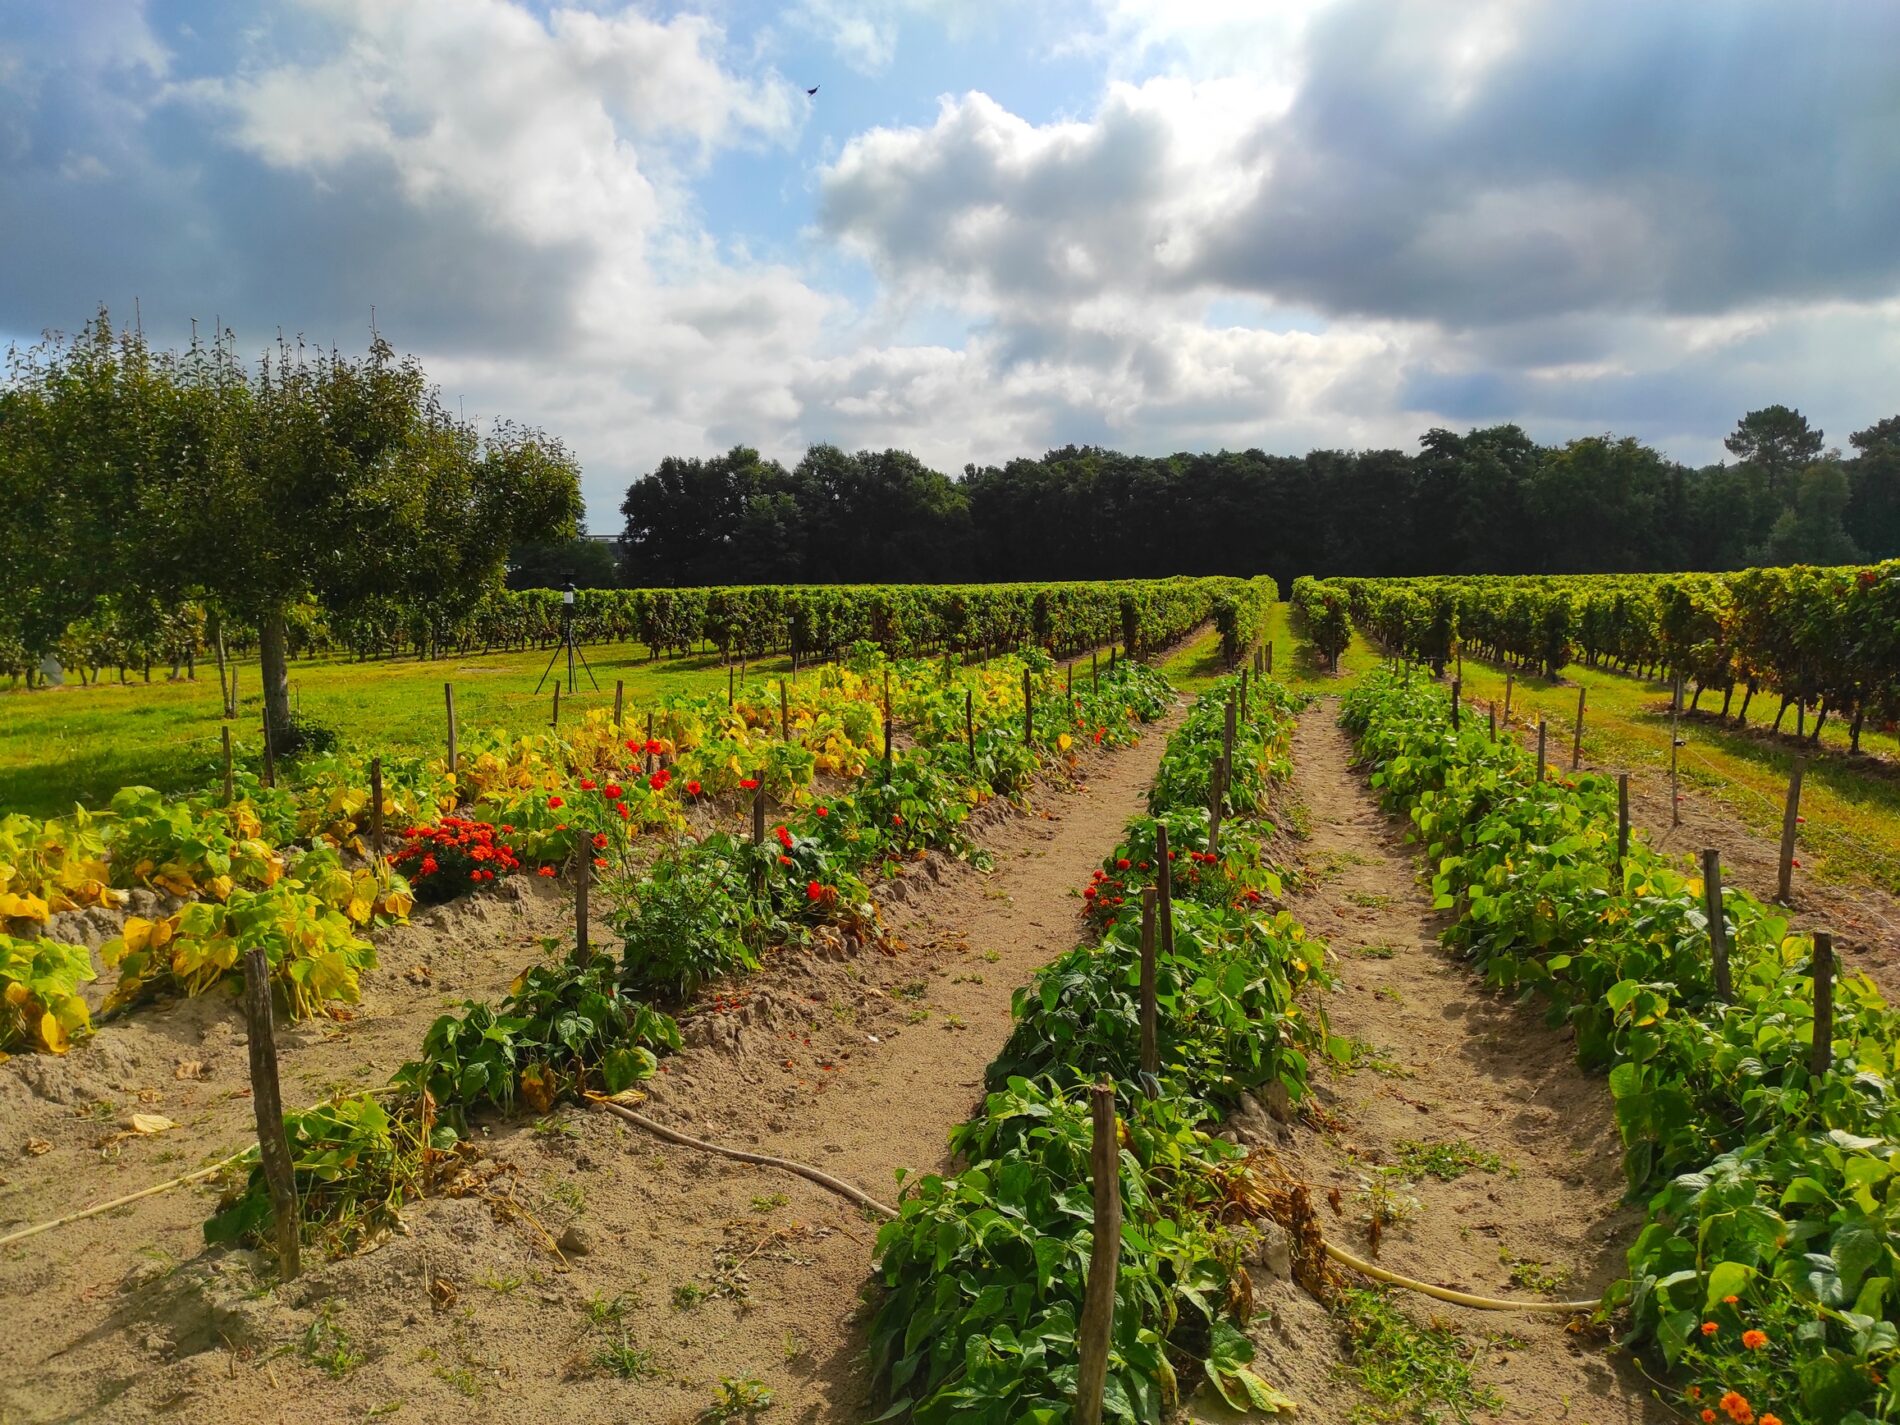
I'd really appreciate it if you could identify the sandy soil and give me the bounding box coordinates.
[0,707,1185,1425]
[1234,699,1675,1425]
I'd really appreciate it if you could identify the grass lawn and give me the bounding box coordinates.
[1450,657,1900,897]
[0,642,772,818]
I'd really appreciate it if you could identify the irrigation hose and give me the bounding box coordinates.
[592,1097,1603,1315]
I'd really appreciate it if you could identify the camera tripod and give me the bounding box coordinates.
[534,609,601,695]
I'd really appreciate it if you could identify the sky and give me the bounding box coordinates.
[3,0,1899,527]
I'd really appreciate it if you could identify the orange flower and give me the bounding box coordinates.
[1700,1412,1716,1424]
[1741,1329,1768,1350]
[1758,1416,1781,1425]
[1719,1390,1751,1424]
[1721,1294,1739,1305]
[1701,1321,1720,1336]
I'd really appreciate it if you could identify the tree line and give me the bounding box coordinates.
[1,311,580,743]
[592,406,1898,590]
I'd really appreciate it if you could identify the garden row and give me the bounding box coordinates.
[1315,565,1900,750]
[17,576,1276,682]
[201,653,1179,1258]
[1341,667,1894,1425]
[865,671,1334,1422]
[0,647,1153,1055]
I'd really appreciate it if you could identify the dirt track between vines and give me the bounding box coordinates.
[1251,698,1671,1425]
[0,705,1184,1425]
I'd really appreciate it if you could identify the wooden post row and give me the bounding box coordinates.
[222,726,235,805]
[614,679,624,727]
[780,679,790,742]
[1670,675,1683,828]
[552,686,561,728]
[1450,678,1461,730]
[1616,773,1630,876]
[260,699,276,790]
[444,682,458,782]
[1701,848,1729,1000]
[1777,758,1807,902]
[1073,1081,1122,1425]
[1535,720,1547,782]
[964,687,975,767]
[1155,823,1175,960]
[241,947,300,1280]
[1503,672,1513,723]
[368,757,384,859]
[1571,685,1586,770]
[1023,667,1033,746]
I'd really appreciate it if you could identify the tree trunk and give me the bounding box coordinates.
[1811,704,1827,743]
[1720,684,1734,718]
[260,609,294,756]
[1773,696,1791,733]
[1737,684,1754,725]
[1851,705,1865,753]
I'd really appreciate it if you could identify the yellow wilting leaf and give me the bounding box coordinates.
[0,891,49,922]
[37,1010,69,1054]
[206,874,234,902]
[119,916,155,955]
[4,981,30,1007]
[127,1113,176,1135]
[1057,733,1073,752]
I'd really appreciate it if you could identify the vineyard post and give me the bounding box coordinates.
[241,947,300,1281]
[1074,1080,1122,1425]
[1503,672,1513,723]
[444,683,458,784]
[1109,645,1117,672]
[229,660,239,721]
[1265,641,1272,675]
[572,836,591,966]
[1670,674,1682,827]
[1810,932,1835,1078]
[613,680,624,727]
[1067,663,1073,701]
[1450,678,1461,730]
[1023,667,1033,746]
[1701,849,1730,1000]
[883,674,894,782]
[751,772,766,845]
[1222,695,1236,771]
[1776,758,1807,902]
[728,665,735,708]
[215,625,231,717]
[221,726,235,805]
[1239,667,1249,707]
[1616,774,1630,877]
[1208,762,1225,856]
[646,713,656,773]
[1487,705,1496,740]
[779,679,790,742]
[1138,889,1158,1087]
[1571,686,1586,770]
[1092,649,1099,692]
[1536,720,1547,782]
[552,686,560,728]
[964,687,975,768]
[260,699,276,789]
[368,757,384,860]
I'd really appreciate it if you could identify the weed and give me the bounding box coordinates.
[1345,891,1394,910]
[1499,1250,1569,1296]
[593,1338,659,1380]
[750,1192,789,1214]
[942,1014,966,1031]
[672,1281,709,1310]
[1352,1168,1421,1248]
[1393,1139,1503,1182]
[704,1376,775,1420]
[1333,1287,1501,1424]
[783,1329,807,1361]
[1334,1037,1414,1079]
[894,980,929,1000]
[1356,943,1398,960]
[585,1291,634,1327]
[1373,985,1405,1005]
[545,1174,587,1215]
[906,1008,930,1024]
[435,1366,482,1399]
[531,1115,580,1140]
[301,1305,366,1379]
[478,1272,524,1294]
[981,950,1001,963]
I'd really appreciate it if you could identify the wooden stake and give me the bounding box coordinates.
[1776,758,1807,902]
[573,836,591,965]
[1208,762,1225,856]
[1701,848,1729,1001]
[1265,642,1273,674]
[1503,672,1513,723]
[1810,931,1835,1078]
[1092,649,1099,692]
[1138,889,1158,1086]
[260,700,276,790]
[222,726,235,805]
[1536,720,1547,782]
[368,757,384,859]
[883,680,894,782]
[1074,1081,1122,1425]
[728,664,735,707]
[1155,824,1175,962]
[241,947,299,1280]
[552,686,560,727]
[1487,704,1497,740]
[1022,667,1033,746]
[1450,678,1461,730]
[646,712,656,774]
[751,773,766,845]
[444,683,458,784]
[779,679,790,741]
[1571,685,1586,770]
[1616,773,1630,877]
[613,680,624,727]
[1670,675,1682,827]
[1067,663,1073,700]
[965,686,975,767]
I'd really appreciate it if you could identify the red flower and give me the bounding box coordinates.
[686,780,702,796]
[470,870,482,882]
[500,824,514,833]
[649,769,671,791]
[471,844,492,862]
[778,854,793,866]
[603,783,622,799]
[891,813,904,827]
[1701,1321,1719,1337]
[775,825,793,849]
[1741,1329,1768,1350]
[806,880,825,902]
[816,805,829,818]
[579,778,596,791]
[594,857,608,869]
[1084,885,1098,899]
[616,802,630,820]
[646,738,664,756]
[1116,858,1131,871]
[537,865,556,878]
[740,777,759,790]
[592,832,608,850]
[421,855,438,875]
[626,738,639,752]
[548,795,564,809]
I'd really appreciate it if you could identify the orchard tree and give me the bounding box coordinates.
[1725,405,1825,497]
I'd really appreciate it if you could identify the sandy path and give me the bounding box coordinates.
[7,705,1183,1425]
[1256,698,1673,1425]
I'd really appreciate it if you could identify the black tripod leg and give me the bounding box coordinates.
[534,639,565,694]
[573,635,601,691]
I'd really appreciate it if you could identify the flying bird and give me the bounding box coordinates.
[806,85,819,96]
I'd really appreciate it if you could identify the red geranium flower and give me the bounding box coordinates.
[548,795,564,809]
[740,777,759,790]
[537,865,556,878]
[816,805,828,817]
[686,780,702,796]
[1116,858,1131,870]
[592,832,608,850]
[775,825,793,849]
[807,880,825,902]
[603,783,622,799]
[579,778,596,791]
